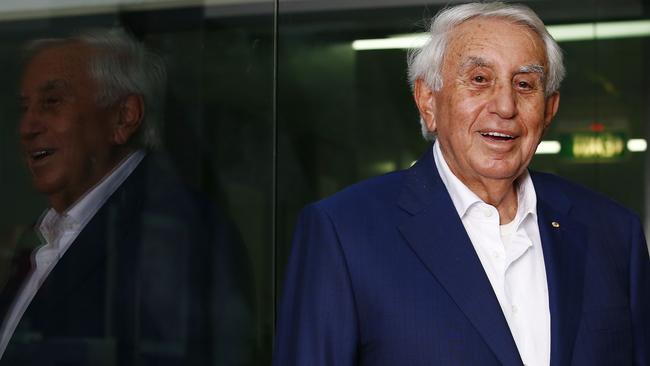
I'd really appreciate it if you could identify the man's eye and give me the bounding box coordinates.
[40,96,62,109]
[473,75,488,83]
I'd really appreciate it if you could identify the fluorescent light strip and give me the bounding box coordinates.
[627,138,647,152]
[352,34,428,50]
[352,20,650,50]
[536,140,561,155]
[549,20,650,41]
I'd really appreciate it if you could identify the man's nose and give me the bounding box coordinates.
[487,83,517,119]
[19,106,45,140]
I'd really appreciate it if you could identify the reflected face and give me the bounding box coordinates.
[428,18,559,187]
[19,44,121,212]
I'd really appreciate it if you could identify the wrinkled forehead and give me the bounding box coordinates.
[21,42,96,92]
[443,17,547,70]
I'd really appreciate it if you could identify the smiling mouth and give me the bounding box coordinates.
[29,149,55,161]
[480,131,515,141]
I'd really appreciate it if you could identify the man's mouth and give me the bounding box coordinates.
[29,149,55,161]
[480,131,515,141]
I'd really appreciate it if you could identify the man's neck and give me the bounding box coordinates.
[463,178,519,224]
[49,148,135,213]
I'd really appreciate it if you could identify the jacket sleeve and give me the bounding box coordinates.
[273,204,359,366]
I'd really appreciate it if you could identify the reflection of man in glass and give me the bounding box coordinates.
[274,2,649,365]
[1,29,253,364]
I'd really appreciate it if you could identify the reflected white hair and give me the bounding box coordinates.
[24,28,167,150]
[407,2,565,141]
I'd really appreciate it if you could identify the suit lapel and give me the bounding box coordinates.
[397,148,523,366]
[533,174,587,366]
[27,156,149,319]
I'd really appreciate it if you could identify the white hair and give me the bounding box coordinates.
[407,2,566,141]
[24,28,167,149]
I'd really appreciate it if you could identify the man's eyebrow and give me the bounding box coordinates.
[459,56,492,71]
[517,64,545,75]
[39,79,70,93]
[20,79,70,101]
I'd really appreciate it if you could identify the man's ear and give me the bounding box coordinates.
[543,91,560,130]
[112,94,144,145]
[413,79,437,134]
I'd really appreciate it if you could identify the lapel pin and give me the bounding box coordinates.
[551,221,560,228]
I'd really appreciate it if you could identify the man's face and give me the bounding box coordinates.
[19,44,122,212]
[417,18,560,190]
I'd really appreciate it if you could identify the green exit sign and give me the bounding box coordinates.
[561,132,626,160]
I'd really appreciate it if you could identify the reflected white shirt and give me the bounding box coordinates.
[0,150,145,357]
[433,142,550,366]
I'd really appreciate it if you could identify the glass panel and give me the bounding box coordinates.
[0,1,274,364]
[276,3,429,285]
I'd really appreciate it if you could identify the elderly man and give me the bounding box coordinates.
[0,29,252,364]
[274,2,649,365]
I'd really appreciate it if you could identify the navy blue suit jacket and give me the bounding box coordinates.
[274,147,650,365]
[2,155,254,366]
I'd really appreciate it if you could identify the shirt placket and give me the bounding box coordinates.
[503,226,534,363]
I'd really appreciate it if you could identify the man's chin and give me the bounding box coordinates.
[474,158,527,179]
[475,167,523,182]
[31,177,63,196]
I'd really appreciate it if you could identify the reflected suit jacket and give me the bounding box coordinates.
[1,155,254,366]
[274,146,650,365]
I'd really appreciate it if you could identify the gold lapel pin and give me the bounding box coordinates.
[551,221,560,228]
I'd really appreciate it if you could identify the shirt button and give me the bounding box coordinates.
[512,305,519,315]
[484,209,493,217]
[493,251,501,259]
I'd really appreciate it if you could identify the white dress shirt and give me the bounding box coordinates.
[0,150,145,357]
[433,142,550,366]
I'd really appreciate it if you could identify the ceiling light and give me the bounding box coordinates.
[352,20,650,51]
[536,141,561,155]
[627,138,647,152]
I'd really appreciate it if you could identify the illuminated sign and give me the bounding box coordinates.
[561,132,626,160]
